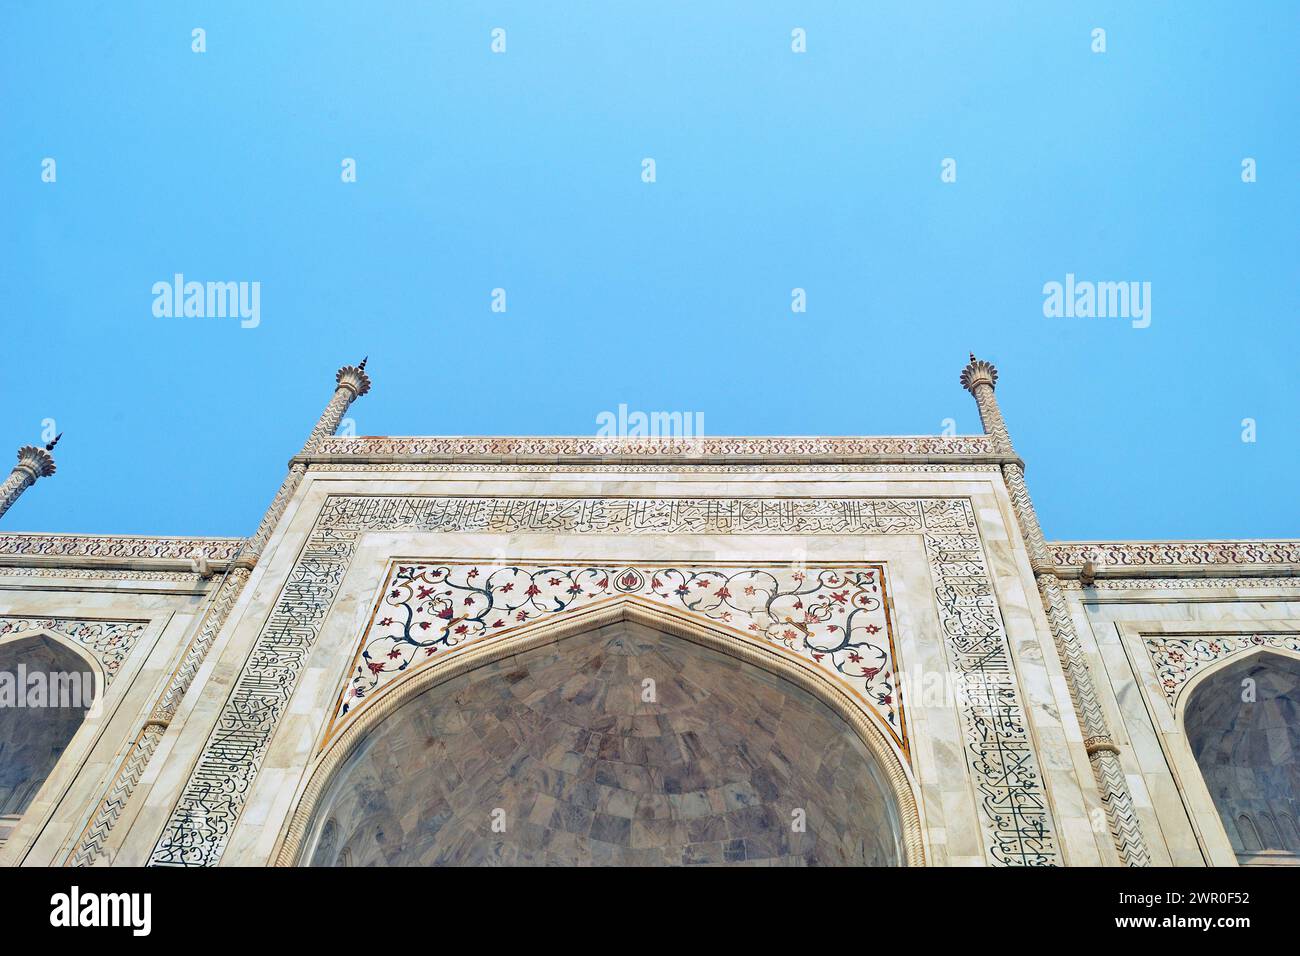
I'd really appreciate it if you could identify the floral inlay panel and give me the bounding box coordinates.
[0,617,147,686]
[332,561,902,750]
[1144,633,1300,708]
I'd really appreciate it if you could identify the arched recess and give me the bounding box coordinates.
[276,597,924,866]
[0,629,103,846]
[1180,648,1300,866]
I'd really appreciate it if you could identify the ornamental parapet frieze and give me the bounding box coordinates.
[0,534,246,572]
[298,434,1015,465]
[1051,540,1300,579]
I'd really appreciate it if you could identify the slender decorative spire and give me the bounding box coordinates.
[959,352,1011,449]
[69,358,375,865]
[957,350,1151,866]
[0,440,59,521]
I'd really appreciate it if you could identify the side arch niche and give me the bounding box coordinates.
[0,629,101,847]
[280,600,922,866]
[1182,649,1300,866]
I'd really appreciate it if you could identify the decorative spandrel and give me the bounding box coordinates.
[1145,633,1300,708]
[329,561,903,751]
[0,617,146,687]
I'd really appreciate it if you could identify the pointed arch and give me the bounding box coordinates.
[1174,644,1300,726]
[1257,812,1282,848]
[1181,647,1300,864]
[1236,815,1262,852]
[0,625,107,689]
[1281,812,1300,849]
[0,628,102,831]
[275,596,924,866]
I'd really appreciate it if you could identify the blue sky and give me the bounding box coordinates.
[2,3,1296,540]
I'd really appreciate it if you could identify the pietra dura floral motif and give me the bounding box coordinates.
[1144,633,1300,708]
[333,561,903,748]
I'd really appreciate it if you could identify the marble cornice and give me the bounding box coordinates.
[295,434,1021,466]
[0,534,245,573]
[1051,540,1300,579]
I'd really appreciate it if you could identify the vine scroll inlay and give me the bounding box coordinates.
[330,560,903,751]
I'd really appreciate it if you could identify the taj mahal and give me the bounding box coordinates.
[0,355,1296,868]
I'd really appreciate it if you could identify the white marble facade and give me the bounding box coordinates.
[0,435,1295,868]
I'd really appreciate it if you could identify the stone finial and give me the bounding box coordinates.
[959,353,998,393]
[298,358,374,457]
[335,359,372,399]
[0,441,58,520]
[16,444,57,479]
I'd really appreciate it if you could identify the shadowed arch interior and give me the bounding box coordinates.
[1184,651,1300,865]
[0,634,96,831]
[300,618,906,866]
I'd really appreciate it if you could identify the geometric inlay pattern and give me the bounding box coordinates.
[330,561,901,749]
[149,495,1059,867]
[1144,633,1300,708]
[0,616,147,687]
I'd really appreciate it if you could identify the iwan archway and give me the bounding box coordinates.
[1183,649,1300,866]
[0,629,101,848]
[278,600,922,866]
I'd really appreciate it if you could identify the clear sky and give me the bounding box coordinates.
[1,3,1296,540]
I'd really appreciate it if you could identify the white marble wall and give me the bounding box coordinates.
[95,467,1104,867]
[8,465,1288,867]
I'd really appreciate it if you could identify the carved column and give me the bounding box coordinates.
[0,440,58,521]
[67,361,370,866]
[960,353,1150,867]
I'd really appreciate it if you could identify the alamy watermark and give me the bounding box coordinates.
[50,886,151,936]
[595,404,705,443]
[0,666,100,717]
[152,274,260,328]
[1042,272,1151,328]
